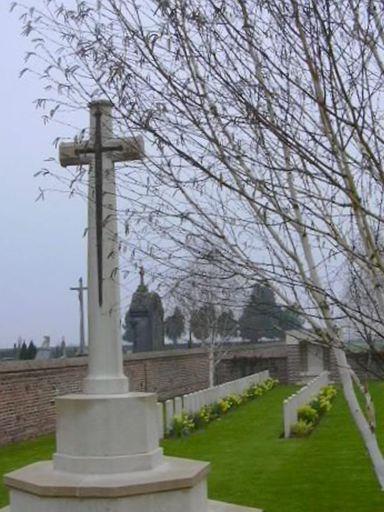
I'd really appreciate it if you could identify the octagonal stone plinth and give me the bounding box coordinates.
[4,457,210,512]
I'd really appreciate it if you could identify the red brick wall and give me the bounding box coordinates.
[217,344,288,385]
[0,345,288,447]
[0,348,210,446]
[125,349,209,398]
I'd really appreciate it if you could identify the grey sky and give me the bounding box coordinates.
[0,2,89,348]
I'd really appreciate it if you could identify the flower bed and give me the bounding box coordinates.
[290,385,337,437]
[168,378,279,437]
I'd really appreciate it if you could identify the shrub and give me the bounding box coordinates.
[309,397,322,416]
[243,386,254,399]
[290,384,336,438]
[227,394,243,407]
[170,413,195,437]
[319,396,332,413]
[320,385,337,400]
[192,411,205,429]
[315,385,336,414]
[210,402,222,419]
[218,399,231,414]
[297,405,318,424]
[253,383,266,397]
[198,405,212,424]
[291,419,314,437]
[241,378,279,401]
[262,379,275,391]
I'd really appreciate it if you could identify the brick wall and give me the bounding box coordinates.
[0,358,87,446]
[0,344,289,447]
[0,348,210,446]
[217,344,288,384]
[123,349,209,399]
[2,343,373,447]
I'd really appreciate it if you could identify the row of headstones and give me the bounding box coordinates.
[283,370,329,438]
[157,370,270,438]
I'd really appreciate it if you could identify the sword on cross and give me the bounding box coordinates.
[59,101,144,307]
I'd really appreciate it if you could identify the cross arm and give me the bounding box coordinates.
[110,136,145,163]
[59,136,145,167]
[59,141,92,167]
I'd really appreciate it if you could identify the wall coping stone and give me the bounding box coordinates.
[0,344,287,375]
[0,349,207,375]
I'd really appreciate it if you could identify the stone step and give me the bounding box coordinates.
[1,500,263,512]
[208,499,263,512]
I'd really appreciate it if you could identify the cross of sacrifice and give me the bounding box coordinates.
[60,100,144,395]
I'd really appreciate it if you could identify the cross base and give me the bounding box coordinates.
[2,457,262,512]
[54,392,160,474]
[83,375,129,395]
[2,391,263,512]
[1,500,262,512]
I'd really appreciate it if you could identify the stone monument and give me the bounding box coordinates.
[126,267,165,352]
[1,100,261,512]
[70,277,88,355]
[35,335,52,360]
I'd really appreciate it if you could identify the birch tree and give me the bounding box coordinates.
[13,0,384,486]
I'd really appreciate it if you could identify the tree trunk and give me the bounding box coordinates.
[333,347,384,488]
[208,347,215,388]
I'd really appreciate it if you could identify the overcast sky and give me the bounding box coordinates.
[0,2,93,348]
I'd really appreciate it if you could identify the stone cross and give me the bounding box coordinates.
[139,265,145,287]
[60,100,144,394]
[70,277,87,355]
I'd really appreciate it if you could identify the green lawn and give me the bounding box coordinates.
[0,435,55,507]
[162,383,384,512]
[1,383,384,511]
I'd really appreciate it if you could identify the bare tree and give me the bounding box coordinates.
[14,0,384,485]
[167,242,242,386]
[344,250,384,377]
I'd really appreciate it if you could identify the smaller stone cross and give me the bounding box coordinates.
[140,266,145,287]
[70,277,88,355]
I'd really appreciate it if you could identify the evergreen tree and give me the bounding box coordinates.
[27,340,37,360]
[239,284,280,342]
[277,307,304,331]
[217,309,237,339]
[165,307,185,344]
[190,303,216,341]
[19,341,28,360]
[122,310,135,342]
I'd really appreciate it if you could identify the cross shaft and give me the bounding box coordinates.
[59,100,144,395]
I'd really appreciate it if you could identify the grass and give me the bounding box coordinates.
[1,383,384,511]
[162,383,384,512]
[0,435,55,507]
